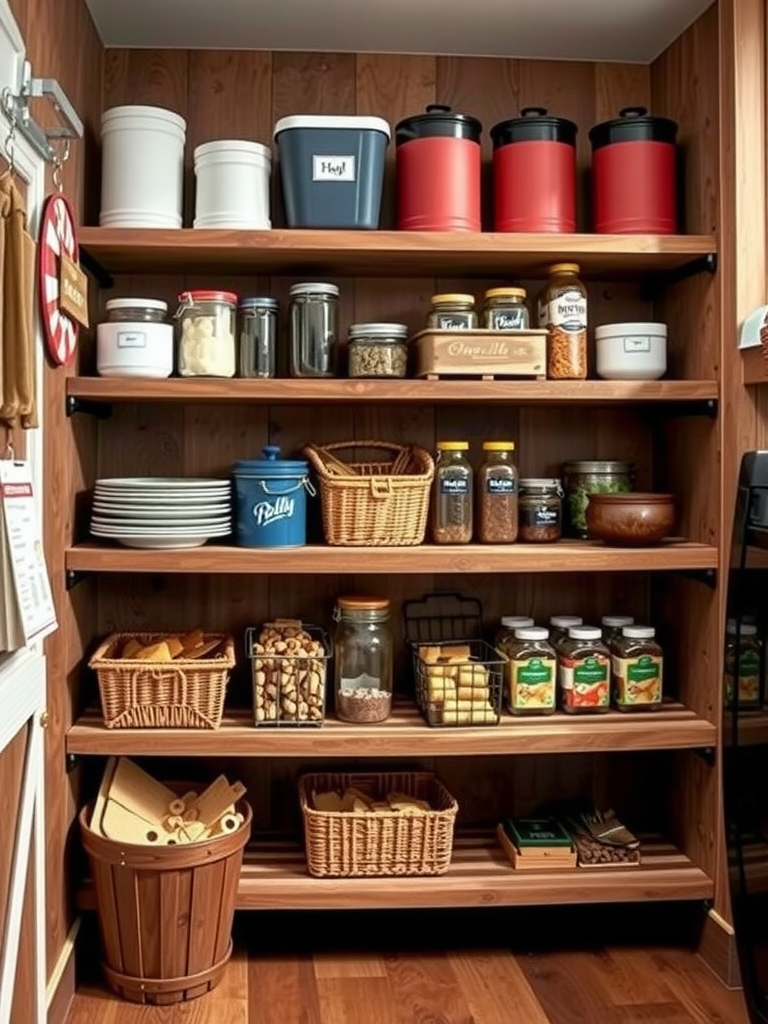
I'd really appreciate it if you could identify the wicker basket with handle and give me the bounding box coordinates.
[303,440,434,546]
[89,632,235,729]
[299,770,458,877]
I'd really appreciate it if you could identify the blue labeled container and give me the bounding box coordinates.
[273,115,391,229]
[233,446,315,548]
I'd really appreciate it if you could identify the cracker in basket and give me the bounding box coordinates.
[165,635,184,659]
[179,627,205,653]
[341,787,374,813]
[313,789,344,812]
[387,791,431,814]
[133,641,173,662]
[121,638,143,659]
[418,645,442,664]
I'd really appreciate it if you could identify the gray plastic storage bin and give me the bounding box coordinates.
[274,115,391,229]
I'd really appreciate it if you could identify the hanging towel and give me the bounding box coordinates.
[0,170,38,428]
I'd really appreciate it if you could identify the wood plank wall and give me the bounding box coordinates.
[7,0,103,1010]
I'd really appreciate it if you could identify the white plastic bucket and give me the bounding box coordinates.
[100,105,186,229]
[193,140,272,229]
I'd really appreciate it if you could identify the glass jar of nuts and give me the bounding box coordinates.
[476,441,519,543]
[333,596,393,724]
[347,323,409,378]
[432,441,473,543]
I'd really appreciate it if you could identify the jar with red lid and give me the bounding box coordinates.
[176,289,237,377]
[491,107,578,233]
[395,105,482,232]
[588,107,678,234]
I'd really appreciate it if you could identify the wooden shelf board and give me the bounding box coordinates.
[67,702,716,757]
[66,376,719,406]
[75,833,713,911]
[78,228,716,278]
[742,347,767,386]
[65,540,718,576]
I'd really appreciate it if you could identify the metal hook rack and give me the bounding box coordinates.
[2,59,83,166]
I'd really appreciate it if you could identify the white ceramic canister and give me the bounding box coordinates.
[100,105,186,228]
[595,321,667,380]
[193,140,272,229]
[96,298,174,378]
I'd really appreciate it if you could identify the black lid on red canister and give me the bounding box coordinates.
[589,106,678,150]
[395,104,482,144]
[491,107,577,147]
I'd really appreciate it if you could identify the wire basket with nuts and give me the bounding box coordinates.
[245,620,332,727]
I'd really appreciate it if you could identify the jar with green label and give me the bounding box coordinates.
[506,627,557,715]
[724,620,762,709]
[610,625,663,711]
[558,626,610,713]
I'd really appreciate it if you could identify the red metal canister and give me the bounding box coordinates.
[491,108,578,233]
[395,105,482,232]
[589,107,678,234]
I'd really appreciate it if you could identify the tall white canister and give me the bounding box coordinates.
[193,140,272,229]
[100,105,187,228]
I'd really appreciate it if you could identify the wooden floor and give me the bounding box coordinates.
[65,907,752,1024]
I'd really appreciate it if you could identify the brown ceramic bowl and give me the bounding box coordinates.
[585,492,675,546]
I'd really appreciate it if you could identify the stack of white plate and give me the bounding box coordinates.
[91,477,232,549]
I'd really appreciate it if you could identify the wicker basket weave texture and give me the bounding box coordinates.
[89,631,235,729]
[299,771,458,877]
[304,441,434,546]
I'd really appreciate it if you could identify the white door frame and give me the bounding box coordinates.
[0,2,50,1023]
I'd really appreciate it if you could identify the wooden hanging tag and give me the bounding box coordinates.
[59,251,89,328]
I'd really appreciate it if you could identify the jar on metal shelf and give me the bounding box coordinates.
[333,596,393,724]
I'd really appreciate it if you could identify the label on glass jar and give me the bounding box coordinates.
[441,477,469,495]
[510,657,556,710]
[547,290,587,330]
[487,477,516,495]
[612,654,663,706]
[117,330,147,349]
[436,313,473,330]
[489,309,527,331]
[312,155,356,181]
[521,504,559,528]
[559,653,609,709]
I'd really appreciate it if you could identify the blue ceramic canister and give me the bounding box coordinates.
[233,446,316,548]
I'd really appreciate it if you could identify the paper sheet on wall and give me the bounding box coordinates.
[0,459,57,649]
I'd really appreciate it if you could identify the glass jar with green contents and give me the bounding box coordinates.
[610,625,663,711]
[724,620,762,709]
[558,626,610,713]
[562,460,635,538]
[506,627,557,715]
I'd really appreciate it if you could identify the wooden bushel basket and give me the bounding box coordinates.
[79,789,252,1005]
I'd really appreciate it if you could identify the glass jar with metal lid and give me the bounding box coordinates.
[482,287,530,331]
[239,296,278,378]
[432,441,473,543]
[289,282,339,378]
[610,625,663,711]
[333,595,393,724]
[476,440,518,543]
[347,323,409,378]
[562,459,635,538]
[506,626,557,715]
[176,289,237,377]
[558,625,611,713]
[544,262,587,379]
[518,478,563,542]
[427,293,478,330]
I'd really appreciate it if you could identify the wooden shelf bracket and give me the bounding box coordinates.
[640,251,717,300]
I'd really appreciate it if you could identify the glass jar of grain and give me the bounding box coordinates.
[544,263,587,379]
[333,596,393,724]
[432,441,473,543]
[476,441,519,543]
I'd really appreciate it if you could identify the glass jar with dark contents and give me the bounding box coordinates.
[427,293,478,330]
[610,625,663,711]
[519,478,563,542]
[432,441,473,543]
[558,625,610,713]
[506,626,557,715]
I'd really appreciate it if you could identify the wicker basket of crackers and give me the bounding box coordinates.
[299,771,458,877]
[89,629,235,729]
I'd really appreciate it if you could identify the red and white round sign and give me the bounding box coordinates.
[38,192,79,366]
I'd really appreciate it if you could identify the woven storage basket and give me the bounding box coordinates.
[303,441,434,546]
[89,632,235,729]
[299,770,458,877]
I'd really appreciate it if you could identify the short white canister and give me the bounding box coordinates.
[595,321,668,380]
[100,105,186,228]
[96,298,174,378]
[193,140,272,229]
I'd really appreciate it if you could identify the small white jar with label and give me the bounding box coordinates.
[595,321,667,380]
[96,298,174,378]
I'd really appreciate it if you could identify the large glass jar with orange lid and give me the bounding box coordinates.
[432,441,473,543]
[333,595,393,724]
[476,440,519,543]
[427,294,478,330]
[543,262,587,379]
